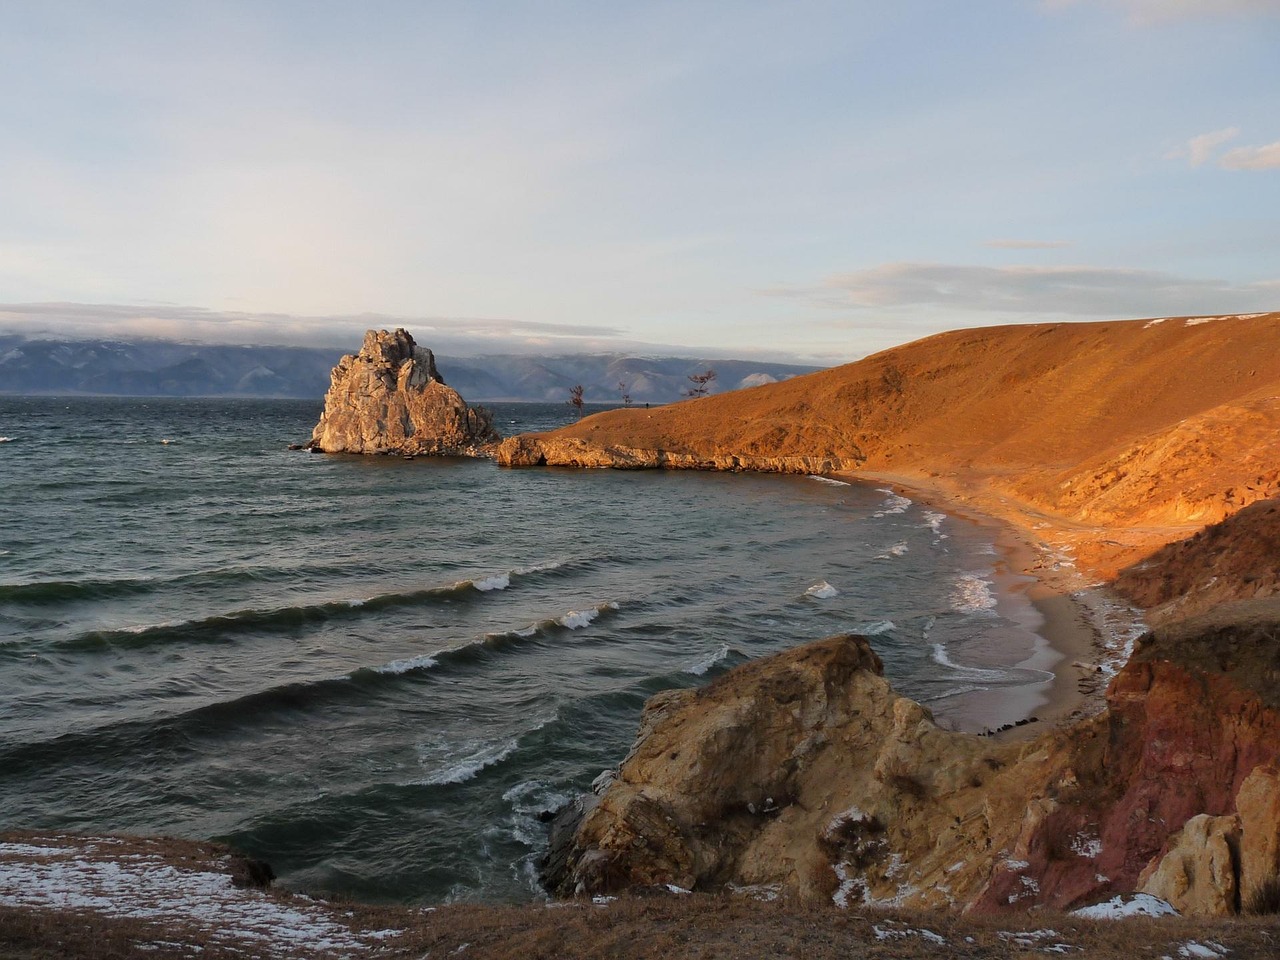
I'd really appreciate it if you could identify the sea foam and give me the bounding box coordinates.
[949,573,997,614]
[805,580,839,599]
[686,643,731,675]
[373,653,439,676]
[876,541,909,559]
[418,738,520,786]
[872,489,912,517]
[471,573,510,592]
[807,475,851,486]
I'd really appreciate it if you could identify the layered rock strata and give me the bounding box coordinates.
[309,328,498,456]
[547,600,1280,916]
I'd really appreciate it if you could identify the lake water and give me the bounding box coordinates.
[0,397,1052,903]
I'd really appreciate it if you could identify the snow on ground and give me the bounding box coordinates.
[0,837,400,957]
[1071,893,1179,919]
[872,920,947,946]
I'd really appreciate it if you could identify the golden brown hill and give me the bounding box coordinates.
[499,313,1280,576]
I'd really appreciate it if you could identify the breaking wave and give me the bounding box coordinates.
[949,573,997,615]
[685,643,732,675]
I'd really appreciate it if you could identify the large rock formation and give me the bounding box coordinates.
[546,600,1280,916]
[309,329,499,456]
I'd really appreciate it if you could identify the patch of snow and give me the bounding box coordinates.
[1178,943,1229,959]
[1184,317,1222,326]
[664,884,691,895]
[1003,859,1031,871]
[1071,893,1178,919]
[1070,834,1102,859]
[1143,318,1168,328]
[873,921,946,946]
[0,841,396,953]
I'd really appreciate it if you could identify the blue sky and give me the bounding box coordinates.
[0,0,1277,361]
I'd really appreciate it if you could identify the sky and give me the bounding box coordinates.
[0,0,1277,362]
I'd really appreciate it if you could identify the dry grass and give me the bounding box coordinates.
[1246,875,1280,915]
[6,889,1280,960]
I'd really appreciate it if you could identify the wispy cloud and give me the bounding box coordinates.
[1220,141,1280,170]
[982,239,1073,250]
[1042,0,1280,25]
[1167,128,1280,170]
[760,262,1277,317]
[1167,127,1241,166]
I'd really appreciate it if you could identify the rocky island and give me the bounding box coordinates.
[308,327,499,456]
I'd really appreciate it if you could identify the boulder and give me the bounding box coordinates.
[309,329,499,456]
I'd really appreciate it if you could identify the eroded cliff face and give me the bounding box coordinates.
[310,329,499,456]
[548,601,1280,916]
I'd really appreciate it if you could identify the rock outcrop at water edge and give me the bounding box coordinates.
[309,328,499,456]
[545,602,1280,916]
[497,435,857,475]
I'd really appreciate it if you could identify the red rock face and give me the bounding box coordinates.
[973,605,1280,913]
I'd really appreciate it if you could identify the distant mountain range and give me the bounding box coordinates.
[0,335,822,404]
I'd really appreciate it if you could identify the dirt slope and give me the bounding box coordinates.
[1114,497,1280,625]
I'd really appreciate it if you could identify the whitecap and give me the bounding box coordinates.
[949,573,997,614]
[860,620,895,635]
[922,511,947,538]
[805,580,838,599]
[807,475,850,486]
[560,609,598,629]
[876,541,909,559]
[472,573,510,592]
[0,436,16,443]
[373,653,438,676]
[686,643,731,675]
[417,738,520,786]
[872,489,912,517]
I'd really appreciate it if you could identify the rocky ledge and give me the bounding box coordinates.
[496,435,856,475]
[309,328,499,456]
[546,600,1280,917]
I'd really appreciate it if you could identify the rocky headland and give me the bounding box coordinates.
[309,328,499,456]
[501,312,1280,918]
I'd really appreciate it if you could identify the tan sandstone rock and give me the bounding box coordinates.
[310,329,498,456]
[547,600,1280,916]
[1139,814,1242,916]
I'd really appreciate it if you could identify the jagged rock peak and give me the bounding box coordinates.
[309,328,499,457]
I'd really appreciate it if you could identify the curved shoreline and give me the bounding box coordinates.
[846,470,1143,739]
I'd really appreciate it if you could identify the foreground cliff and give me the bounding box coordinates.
[547,600,1280,917]
[310,328,499,456]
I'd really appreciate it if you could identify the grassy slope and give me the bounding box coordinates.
[539,314,1280,526]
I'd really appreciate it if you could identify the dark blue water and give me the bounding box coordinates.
[0,397,1051,903]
